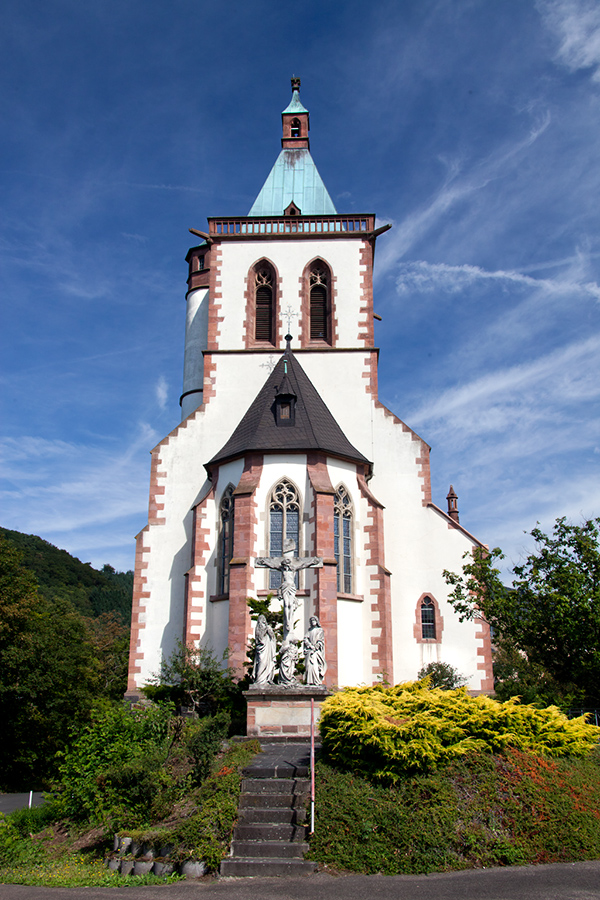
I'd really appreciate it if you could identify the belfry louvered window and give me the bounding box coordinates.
[309,263,329,342]
[334,485,353,593]
[268,479,300,590]
[255,266,274,343]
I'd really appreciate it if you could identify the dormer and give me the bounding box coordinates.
[281,76,310,150]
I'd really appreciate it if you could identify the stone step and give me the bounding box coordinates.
[232,823,306,842]
[220,858,317,877]
[241,777,309,794]
[230,840,309,859]
[237,807,303,825]
[244,764,309,779]
[239,792,297,809]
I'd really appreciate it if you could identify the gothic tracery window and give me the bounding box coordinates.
[254,264,275,343]
[309,262,330,342]
[218,485,235,595]
[268,479,300,589]
[334,485,353,594]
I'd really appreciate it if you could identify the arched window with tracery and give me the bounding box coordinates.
[334,485,353,593]
[268,479,300,589]
[254,261,275,344]
[421,597,436,639]
[218,485,235,595]
[309,262,330,342]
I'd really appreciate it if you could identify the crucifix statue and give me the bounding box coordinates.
[255,538,323,639]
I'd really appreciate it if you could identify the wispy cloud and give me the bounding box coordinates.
[375,113,551,278]
[538,0,600,82]
[395,259,600,300]
[409,333,600,435]
[0,424,157,568]
[156,376,168,410]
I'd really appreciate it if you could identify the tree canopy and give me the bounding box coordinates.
[444,517,600,707]
[0,534,132,789]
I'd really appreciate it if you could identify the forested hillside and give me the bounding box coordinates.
[0,529,134,790]
[0,527,133,623]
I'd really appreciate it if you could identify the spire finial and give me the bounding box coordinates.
[291,75,301,92]
[285,333,292,351]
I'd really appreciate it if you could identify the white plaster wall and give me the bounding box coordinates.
[366,403,488,690]
[337,599,365,686]
[136,226,489,692]
[136,370,489,692]
[204,597,229,661]
[217,239,365,349]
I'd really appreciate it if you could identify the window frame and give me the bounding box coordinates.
[217,484,235,596]
[300,257,336,347]
[267,478,302,590]
[245,258,280,348]
[334,484,354,595]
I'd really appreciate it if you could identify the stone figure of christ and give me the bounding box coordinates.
[255,538,323,639]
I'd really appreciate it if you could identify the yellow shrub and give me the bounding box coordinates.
[319,683,599,781]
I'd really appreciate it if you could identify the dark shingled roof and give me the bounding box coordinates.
[207,349,371,469]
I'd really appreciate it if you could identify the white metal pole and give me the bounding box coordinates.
[310,697,315,834]
[28,791,33,809]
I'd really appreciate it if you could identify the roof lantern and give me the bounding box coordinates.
[248,78,337,217]
[282,75,310,150]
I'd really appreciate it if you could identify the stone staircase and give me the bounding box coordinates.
[220,741,317,877]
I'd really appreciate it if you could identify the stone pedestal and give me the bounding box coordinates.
[244,685,330,737]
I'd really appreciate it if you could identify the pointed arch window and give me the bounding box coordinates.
[218,485,235,595]
[334,485,353,594]
[268,479,300,590]
[421,597,436,640]
[255,266,274,343]
[309,262,330,342]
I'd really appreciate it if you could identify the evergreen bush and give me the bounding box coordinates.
[320,682,599,781]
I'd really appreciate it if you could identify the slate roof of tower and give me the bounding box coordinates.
[207,349,370,469]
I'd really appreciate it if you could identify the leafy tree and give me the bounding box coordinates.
[0,537,100,789]
[145,641,243,723]
[54,701,176,825]
[418,661,467,690]
[491,640,584,709]
[444,517,600,706]
[84,612,130,700]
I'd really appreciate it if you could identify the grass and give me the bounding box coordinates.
[0,855,183,888]
[308,747,600,874]
[0,739,261,886]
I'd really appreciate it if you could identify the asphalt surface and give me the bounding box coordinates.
[0,795,45,816]
[1,862,600,900]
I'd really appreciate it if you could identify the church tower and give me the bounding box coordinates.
[127,79,493,698]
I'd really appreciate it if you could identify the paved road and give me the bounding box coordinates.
[0,795,45,816]
[1,861,600,900]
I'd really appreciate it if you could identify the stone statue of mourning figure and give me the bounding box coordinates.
[303,616,327,685]
[252,614,276,686]
[251,540,327,687]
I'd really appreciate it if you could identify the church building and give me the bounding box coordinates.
[126,78,493,698]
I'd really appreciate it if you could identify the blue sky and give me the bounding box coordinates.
[1,0,599,576]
